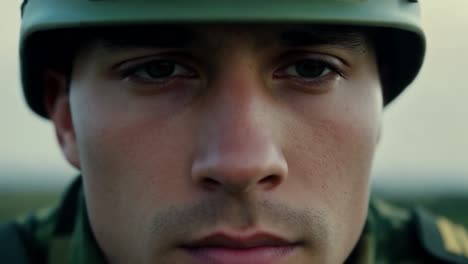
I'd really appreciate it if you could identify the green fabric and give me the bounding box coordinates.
[351,198,436,264]
[8,177,468,263]
[14,178,107,264]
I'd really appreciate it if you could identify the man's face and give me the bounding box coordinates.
[51,24,382,263]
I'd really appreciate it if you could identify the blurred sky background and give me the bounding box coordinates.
[0,1,467,193]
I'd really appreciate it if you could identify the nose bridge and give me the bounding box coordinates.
[191,56,288,193]
[204,50,271,154]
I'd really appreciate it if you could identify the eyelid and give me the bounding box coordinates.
[112,53,199,78]
[274,60,346,82]
[283,62,332,78]
[274,51,348,78]
[270,51,349,93]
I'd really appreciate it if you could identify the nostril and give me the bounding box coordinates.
[201,178,222,191]
[258,175,281,190]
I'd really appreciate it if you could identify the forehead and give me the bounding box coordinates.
[81,24,370,52]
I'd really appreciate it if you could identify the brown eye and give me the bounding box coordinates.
[145,61,176,78]
[129,60,195,81]
[285,60,332,78]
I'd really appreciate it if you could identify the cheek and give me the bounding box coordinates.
[72,97,196,201]
[284,79,382,199]
[285,112,378,208]
[281,79,382,253]
[69,81,198,259]
[70,78,197,195]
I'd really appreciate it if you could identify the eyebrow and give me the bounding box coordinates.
[92,26,197,50]
[91,25,368,54]
[280,27,368,53]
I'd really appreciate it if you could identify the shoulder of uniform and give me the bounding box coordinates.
[415,207,468,264]
[368,197,468,263]
[1,177,83,263]
[0,221,33,264]
[369,197,414,233]
[15,176,82,235]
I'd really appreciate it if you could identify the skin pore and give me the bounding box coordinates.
[45,24,383,263]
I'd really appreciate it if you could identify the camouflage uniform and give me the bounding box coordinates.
[1,177,468,263]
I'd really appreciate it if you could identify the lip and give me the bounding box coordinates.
[181,232,302,264]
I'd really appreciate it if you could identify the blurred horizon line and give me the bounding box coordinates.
[0,166,466,195]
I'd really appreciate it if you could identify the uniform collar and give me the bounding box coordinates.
[48,177,106,264]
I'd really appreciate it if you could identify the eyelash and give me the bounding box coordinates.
[115,54,346,90]
[273,56,346,88]
[116,57,198,84]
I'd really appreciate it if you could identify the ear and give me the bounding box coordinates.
[44,69,81,169]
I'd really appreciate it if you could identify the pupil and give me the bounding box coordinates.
[296,61,325,77]
[147,61,175,78]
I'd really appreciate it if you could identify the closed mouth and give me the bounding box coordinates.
[181,232,303,264]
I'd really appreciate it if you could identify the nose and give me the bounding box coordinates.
[191,64,288,195]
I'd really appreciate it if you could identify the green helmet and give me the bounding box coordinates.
[20,0,425,118]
